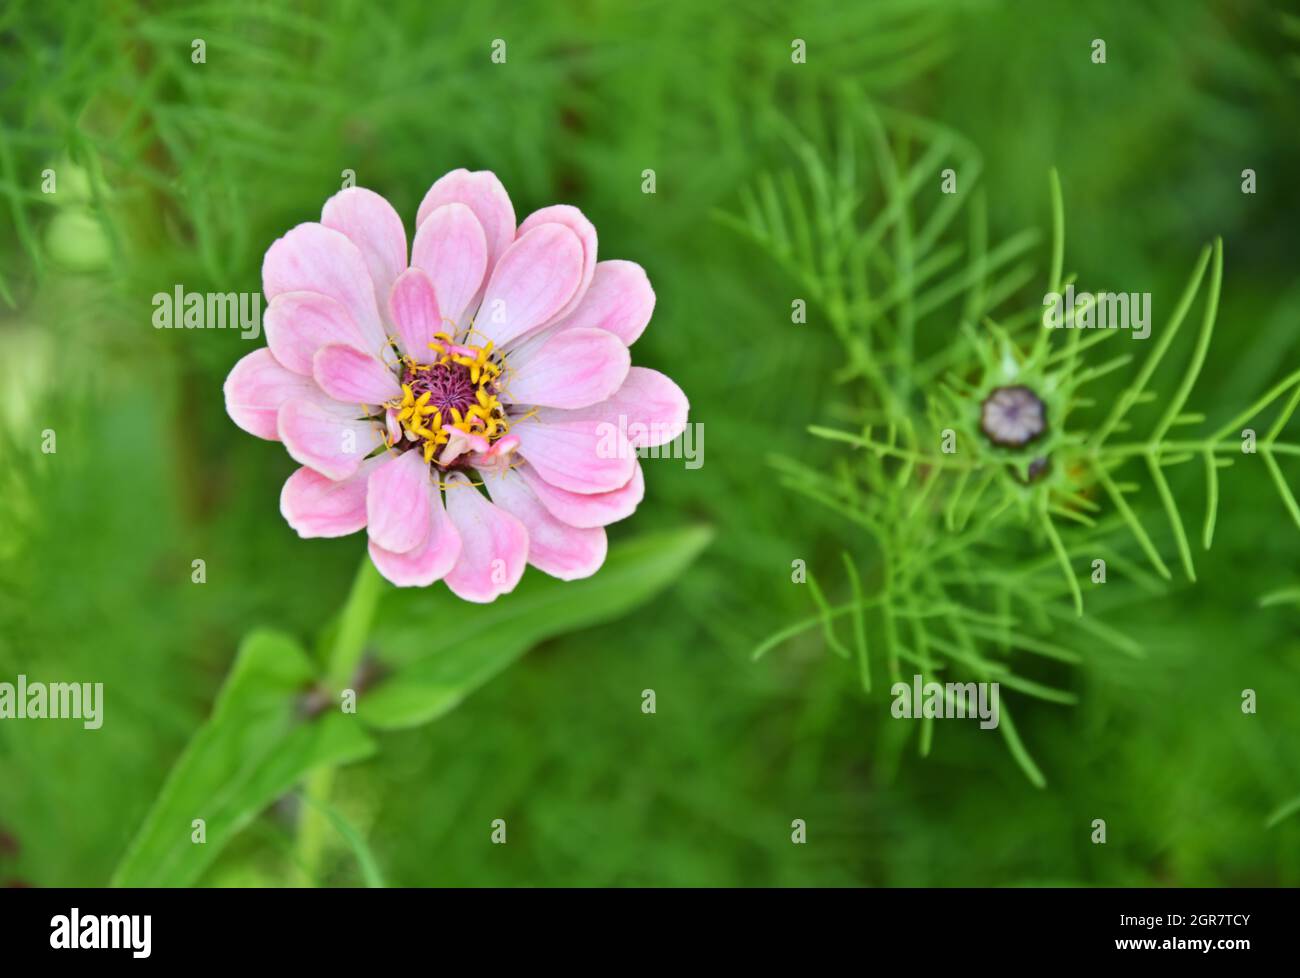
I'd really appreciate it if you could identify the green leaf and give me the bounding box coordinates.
[296,791,387,888]
[111,630,376,887]
[1265,794,1300,829]
[361,526,714,730]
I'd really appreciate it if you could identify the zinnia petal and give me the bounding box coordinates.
[474,223,584,348]
[224,348,325,441]
[280,456,385,538]
[415,169,515,305]
[387,267,443,364]
[551,259,656,346]
[277,397,383,481]
[442,471,528,602]
[504,327,629,409]
[409,203,488,330]
[321,187,408,319]
[512,414,636,495]
[312,343,402,406]
[536,366,689,448]
[515,204,597,325]
[518,461,644,528]
[262,222,388,357]
[484,469,607,580]
[264,291,367,376]
[366,450,433,554]
[369,483,462,588]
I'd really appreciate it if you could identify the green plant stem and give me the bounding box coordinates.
[325,557,385,686]
[293,556,385,885]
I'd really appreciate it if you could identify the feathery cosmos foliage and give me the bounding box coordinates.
[727,86,1300,785]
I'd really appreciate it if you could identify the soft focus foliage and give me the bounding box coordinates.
[1,0,1298,886]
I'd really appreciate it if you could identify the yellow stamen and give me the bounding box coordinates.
[388,335,516,467]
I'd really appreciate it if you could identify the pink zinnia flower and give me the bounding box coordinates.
[224,169,688,601]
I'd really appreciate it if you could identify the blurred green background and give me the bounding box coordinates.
[1,0,1298,886]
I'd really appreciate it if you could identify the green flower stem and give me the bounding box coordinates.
[294,556,385,885]
[325,556,385,687]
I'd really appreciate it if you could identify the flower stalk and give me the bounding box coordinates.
[294,555,385,885]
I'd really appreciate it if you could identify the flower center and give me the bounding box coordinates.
[980,384,1047,448]
[387,333,510,466]
[408,361,479,415]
